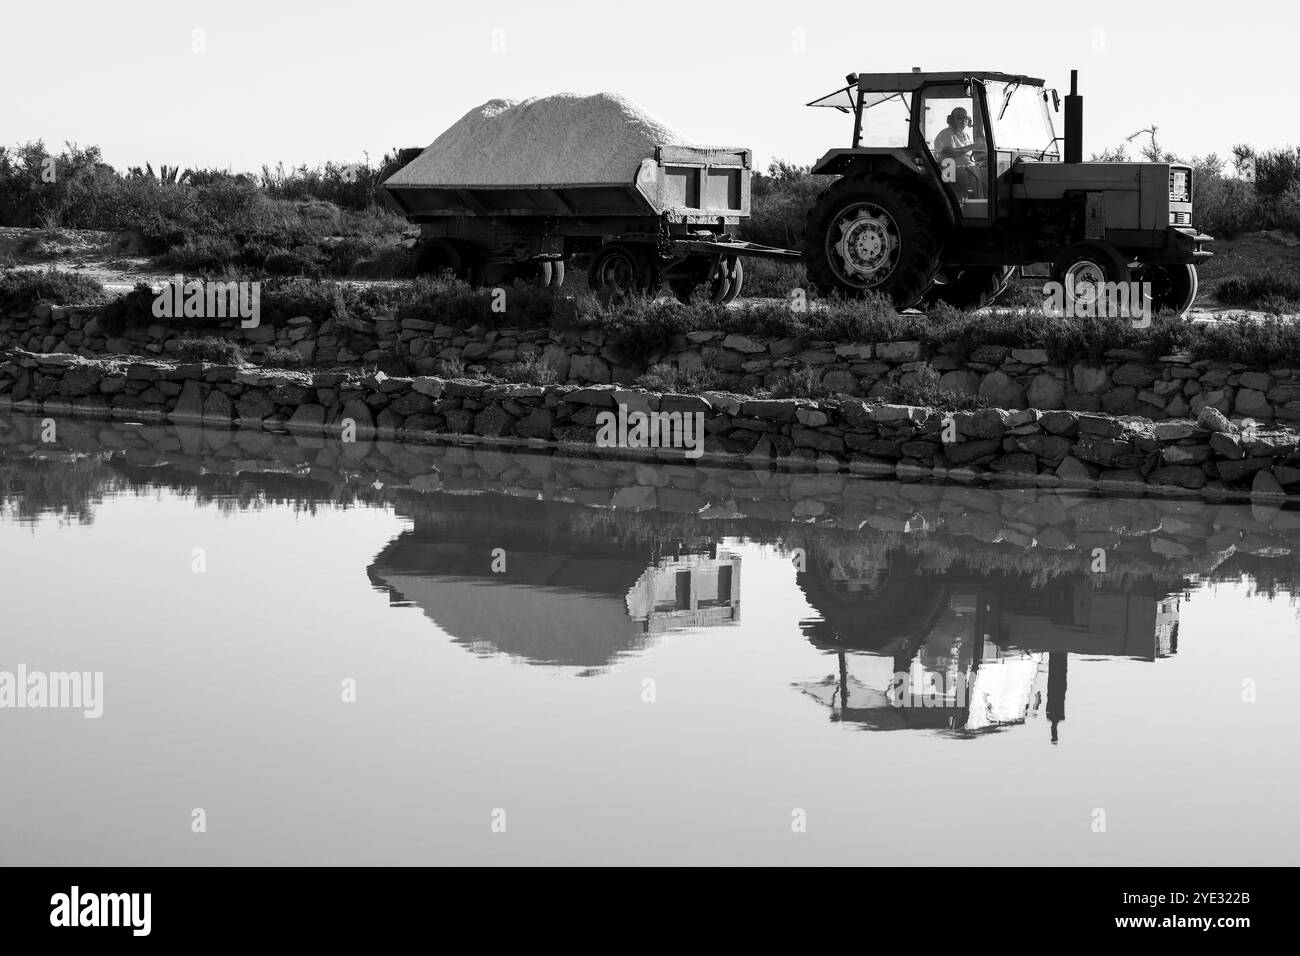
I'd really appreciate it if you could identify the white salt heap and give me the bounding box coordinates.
[384,92,700,188]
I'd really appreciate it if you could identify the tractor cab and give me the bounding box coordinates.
[809,70,1060,223]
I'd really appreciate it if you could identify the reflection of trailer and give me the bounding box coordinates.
[376,145,801,303]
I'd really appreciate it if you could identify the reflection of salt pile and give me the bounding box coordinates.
[384,92,698,187]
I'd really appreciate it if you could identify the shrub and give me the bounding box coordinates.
[635,363,723,393]
[349,244,416,279]
[173,335,244,365]
[891,365,988,410]
[432,356,465,378]
[158,235,240,272]
[260,346,305,368]
[1215,273,1300,311]
[766,366,834,399]
[498,354,558,385]
[96,283,157,334]
[742,161,832,249]
[262,245,325,278]
[1251,147,1300,199]
[738,257,807,299]
[0,268,107,312]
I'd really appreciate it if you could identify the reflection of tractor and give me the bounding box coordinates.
[796,547,1181,662]
[802,69,1211,313]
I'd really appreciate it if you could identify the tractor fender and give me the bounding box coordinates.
[811,148,956,229]
[810,147,928,177]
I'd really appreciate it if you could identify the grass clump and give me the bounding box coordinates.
[890,365,988,410]
[498,354,558,385]
[635,363,724,393]
[173,335,244,364]
[260,346,305,368]
[765,367,834,399]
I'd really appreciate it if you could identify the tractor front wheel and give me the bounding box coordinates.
[1049,241,1129,316]
[803,175,943,308]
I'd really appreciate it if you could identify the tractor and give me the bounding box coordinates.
[802,69,1212,314]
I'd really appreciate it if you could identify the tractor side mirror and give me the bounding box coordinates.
[1051,89,1060,112]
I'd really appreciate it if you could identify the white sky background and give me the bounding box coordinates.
[0,0,1285,174]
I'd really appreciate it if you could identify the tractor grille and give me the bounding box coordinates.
[1169,167,1191,203]
[1171,211,1191,225]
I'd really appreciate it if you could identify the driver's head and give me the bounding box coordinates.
[947,107,971,131]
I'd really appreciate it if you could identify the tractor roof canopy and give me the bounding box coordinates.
[857,71,1044,92]
[808,72,1045,110]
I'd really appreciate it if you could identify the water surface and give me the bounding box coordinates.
[1,414,1296,865]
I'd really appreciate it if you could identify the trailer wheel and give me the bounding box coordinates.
[669,256,743,305]
[415,239,465,280]
[921,266,1013,312]
[1050,242,1129,316]
[803,175,942,307]
[1134,263,1197,318]
[514,260,564,288]
[720,257,743,304]
[589,244,656,304]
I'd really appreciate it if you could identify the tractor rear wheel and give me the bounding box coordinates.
[803,175,943,307]
[921,266,1014,311]
[1135,263,1197,318]
[1049,241,1129,316]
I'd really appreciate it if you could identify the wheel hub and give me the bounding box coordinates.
[832,205,898,283]
[1064,261,1107,309]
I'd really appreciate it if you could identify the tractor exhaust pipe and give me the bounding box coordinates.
[1064,69,1083,164]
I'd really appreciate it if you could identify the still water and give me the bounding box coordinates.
[1,413,1297,865]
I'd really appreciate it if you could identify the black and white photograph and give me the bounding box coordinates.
[0,0,1291,931]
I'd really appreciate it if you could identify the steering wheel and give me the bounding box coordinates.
[969,148,989,163]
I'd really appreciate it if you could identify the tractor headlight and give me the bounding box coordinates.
[1170,168,1191,203]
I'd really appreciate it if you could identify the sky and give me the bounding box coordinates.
[0,0,1286,174]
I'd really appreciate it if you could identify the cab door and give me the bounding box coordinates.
[919,82,991,221]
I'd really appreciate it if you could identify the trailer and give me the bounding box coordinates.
[375,141,801,303]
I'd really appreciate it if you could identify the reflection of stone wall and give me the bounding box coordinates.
[5,348,1300,499]
[5,304,1300,424]
[2,414,1298,596]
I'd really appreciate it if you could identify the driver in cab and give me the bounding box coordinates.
[934,107,983,198]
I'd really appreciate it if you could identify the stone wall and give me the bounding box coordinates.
[4,347,1300,500]
[4,304,1300,424]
